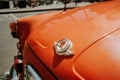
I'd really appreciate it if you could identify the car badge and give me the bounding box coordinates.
[54,39,74,56]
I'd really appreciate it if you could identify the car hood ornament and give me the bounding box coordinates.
[54,39,74,56]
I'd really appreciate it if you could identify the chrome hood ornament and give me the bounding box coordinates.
[54,39,74,56]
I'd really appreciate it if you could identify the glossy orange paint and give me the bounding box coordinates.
[17,11,62,52]
[10,22,16,32]
[14,1,120,80]
[74,30,120,80]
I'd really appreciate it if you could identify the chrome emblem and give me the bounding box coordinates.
[54,39,74,56]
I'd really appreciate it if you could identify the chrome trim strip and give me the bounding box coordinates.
[27,65,42,80]
[11,69,18,80]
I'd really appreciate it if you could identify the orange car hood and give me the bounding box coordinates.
[26,1,120,79]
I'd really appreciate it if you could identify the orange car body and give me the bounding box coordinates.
[10,1,120,80]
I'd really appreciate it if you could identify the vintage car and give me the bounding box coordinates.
[1,0,120,80]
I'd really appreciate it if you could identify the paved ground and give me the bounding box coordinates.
[0,14,18,74]
[0,12,41,74]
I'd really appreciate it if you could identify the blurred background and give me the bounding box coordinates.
[0,0,105,9]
